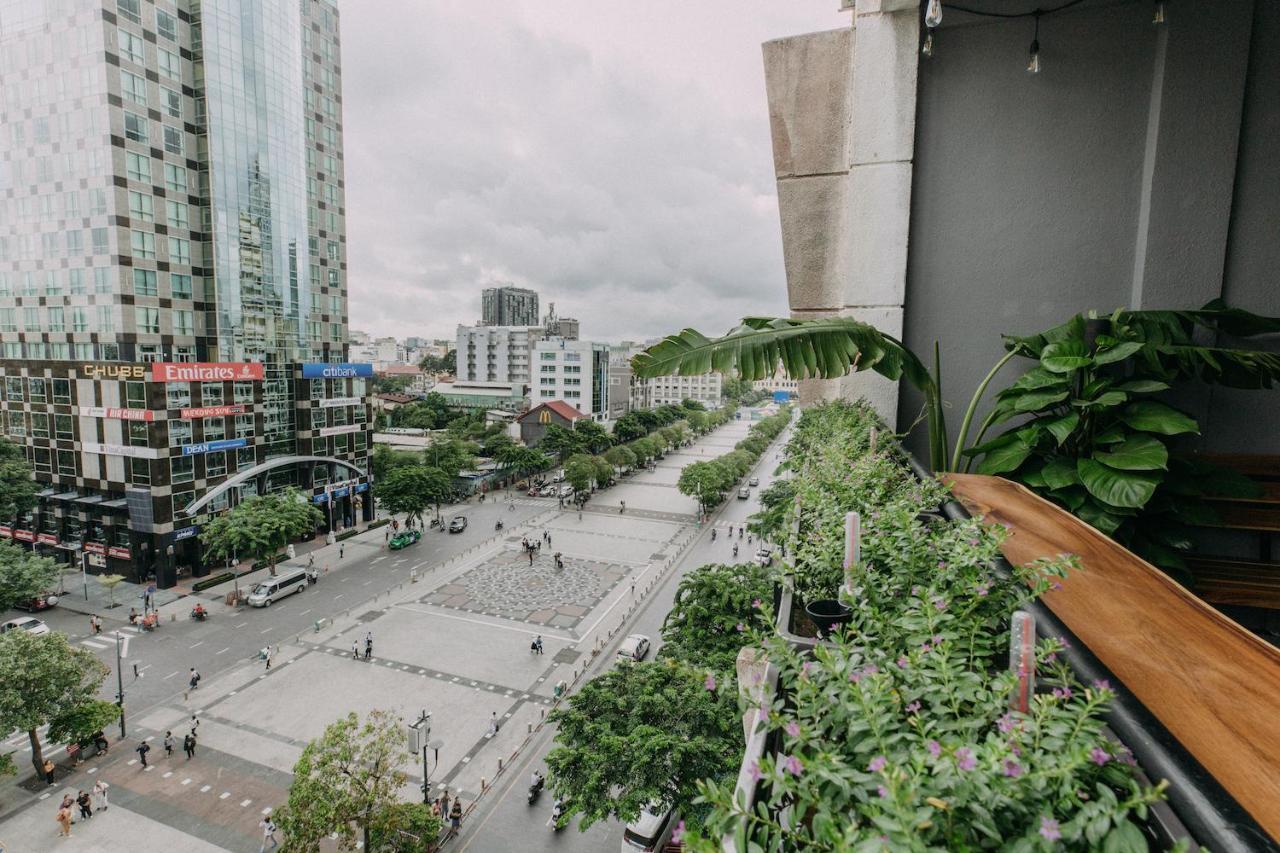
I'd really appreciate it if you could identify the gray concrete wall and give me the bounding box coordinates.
[895,0,1278,461]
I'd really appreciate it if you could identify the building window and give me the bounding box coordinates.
[117,29,144,63]
[0,308,13,332]
[130,457,150,484]
[128,190,153,222]
[132,269,157,296]
[4,378,22,401]
[28,378,46,403]
[156,8,177,40]
[238,447,256,471]
[97,305,115,333]
[31,413,49,438]
[234,382,254,404]
[168,237,189,265]
[170,457,194,484]
[170,273,193,299]
[138,307,160,334]
[121,71,146,105]
[54,415,73,440]
[166,382,191,409]
[47,307,65,332]
[235,414,253,438]
[169,421,192,447]
[131,230,156,259]
[125,381,147,408]
[164,163,185,192]
[34,448,51,474]
[91,228,109,255]
[128,420,148,447]
[58,450,76,476]
[203,417,226,442]
[174,309,193,335]
[205,451,226,478]
[23,308,40,332]
[163,126,183,155]
[158,47,180,80]
[166,200,188,229]
[126,151,150,183]
[201,383,224,405]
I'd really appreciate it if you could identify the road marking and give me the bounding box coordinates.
[200,784,211,793]
[371,556,387,563]
[262,806,273,815]
[240,799,252,807]
[215,647,230,655]
[181,778,192,786]
[340,577,351,583]
[362,580,371,586]
[235,622,248,629]
[333,594,345,601]
[86,767,97,775]
[81,640,108,649]
[260,627,274,634]
[163,671,179,680]
[299,609,311,616]
[220,791,230,800]
[163,772,173,778]
[189,641,204,649]
[127,759,137,766]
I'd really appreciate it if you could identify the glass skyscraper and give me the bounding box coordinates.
[0,0,371,587]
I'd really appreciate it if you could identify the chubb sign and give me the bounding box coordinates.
[152,362,265,383]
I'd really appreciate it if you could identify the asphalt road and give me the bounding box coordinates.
[455,429,788,853]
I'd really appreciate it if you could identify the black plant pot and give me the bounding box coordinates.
[805,599,852,638]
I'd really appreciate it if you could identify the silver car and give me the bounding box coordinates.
[0,616,51,636]
[616,634,650,662]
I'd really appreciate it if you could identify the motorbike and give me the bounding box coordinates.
[527,774,544,804]
[495,519,504,531]
[547,798,565,831]
[190,608,208,622]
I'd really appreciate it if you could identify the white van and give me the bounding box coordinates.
[246,569,308,607]
[622,806,676,852]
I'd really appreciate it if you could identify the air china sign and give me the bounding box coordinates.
[152,363,264,383]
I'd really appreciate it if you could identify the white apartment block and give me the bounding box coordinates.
[632,372,723,409]
[532,338,610,420]
[456,324,541,385]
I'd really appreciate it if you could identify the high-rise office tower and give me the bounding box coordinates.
[481,285,539,327]
[0,0,372,587]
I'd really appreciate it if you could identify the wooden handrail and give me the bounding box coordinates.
[944,473,1280,843]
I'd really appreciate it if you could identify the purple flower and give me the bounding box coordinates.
[927,740,942,758]
[933,597,948,611]
[1091,678,1111,691]
[931,634,944,646]
[736,622,745,633]
[704,673,717,692]
[969,538,981,546]
[747,760,765,782]
[1116,747,1137,767]
[1052,686,1073,700]
[905,701,921,714]
[1090,747,1110,766]
[756,707,770,724]
[1051,581,1064,591]
[868,755,887,773]
[1058,636,1072,649]
[921,641,933,654]
[896,655,909,669]
[850,669,864,684]
[937,560,948,570]
[996,713,1015,734]
[864,664,879,676]
[783,754,803,776]
[785,720,801,738]
[911,585,922,596]
[672,820,686,843]
[1044,652,1058,663]
[1039,817,1061,841]
[751,598,762,609]
[877,785,889,798]
[955,748,976,771]
[976,582,990,597]
[1003,759,1024,778]
[801,661,813,677]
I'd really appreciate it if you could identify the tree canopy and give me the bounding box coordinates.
[424,437,476,478]
[0,437,38,520]
[496,445,552,479]
[678,460,734,514]
[541,424,586,460]
[0,541,61,611]
[660,563,774,673]
[200,489,322,576]
[564,458,596,496]
[376,465,453,524]
[574,420,612,454]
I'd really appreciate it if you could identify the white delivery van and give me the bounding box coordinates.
[246,568,308,607]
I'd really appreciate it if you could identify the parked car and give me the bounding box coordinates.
[448,516,468,533]
[749,476,759,487]
[558,485,574,498]
[389,529,421,550]
[527,486,544,497]
[737,487,751,500]
[13,593,59,612]
[622,806,677,852]
[616,634,651,662]
[755,546,774,567]
[0,616,50,636]
[246,569,308,607]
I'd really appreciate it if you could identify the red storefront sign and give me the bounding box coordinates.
[0,526,11,538]
[37,533,58,546]
[152,362,265,383]
[84,542,107,555]
[108,407,155,421]
[13,530,35,542]
[180,404,246,419]
[107,546,131,560]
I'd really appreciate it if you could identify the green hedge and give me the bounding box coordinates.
[192,572,234,592]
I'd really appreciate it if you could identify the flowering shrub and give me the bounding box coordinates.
[679,400,1174,851]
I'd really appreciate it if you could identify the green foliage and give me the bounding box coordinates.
[372,445,420,483]
[680,398,707,412]
[0,437,38,520]
[0,541,61,611]
[47,699,120,746]
[277,710,408,853]
[603,445,637,472]
[564,458,596,496]
[612,413,648,444]
[418,349,456,374]
[749,478,797,543]
[0,630,111,775]
[199,489,323,577]
[660,563,774,673]
[480,432,515,459]
[376,465,453,524]
[961,306,1278,574]
[541,424,586,460]
[424,437,476,478]
[592,456,615,487]
[686,410,710,433]
[678,461,734,514]
[545,660,740,830]
[496,445,552,479]
[574,420,612,454]
[368,801,443,852]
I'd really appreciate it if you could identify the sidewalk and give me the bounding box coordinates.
[52,573,183,622]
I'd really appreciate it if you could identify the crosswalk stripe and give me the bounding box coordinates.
[80,640,108,649]
[240,799,252,807]
[220,792,230,799]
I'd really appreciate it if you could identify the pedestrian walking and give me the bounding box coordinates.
[89,614,100,634]
[339,544,345,559]
[365,632,373,660]
[92,780,109,812]
[385,528,390,544]
[163,731,174,757]
[440,790,451,820]
[733,543,739,559]
[528,550,534,566]
[308,553,315,569]
[55,805,73,838]
[135,741,150,767]
[449,800,463,832]
[631,578,636,597]
[42,758,55,785]
[76,790,92,821]
[535,635,544,654]
[487,712,498,737]
[352,639,359,659]
[287,544,296,561]
[265,647,273,670]
[183,733,196,759]
[431,799,442,817]
[259,817,279,852]
[188,667,201,691]
[190,714,200,737]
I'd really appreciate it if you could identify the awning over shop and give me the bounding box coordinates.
[51,491,80,501]
[100,498,129,510]
[75,495,104,505]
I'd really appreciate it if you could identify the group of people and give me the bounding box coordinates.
[431,791,465,833]
[352,631,374,660]
[53,782,109,838]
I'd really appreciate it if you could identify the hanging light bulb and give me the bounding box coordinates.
[1026,13,1041,74]
[1152,1,1167,24]
[921,29,935,58]
[925,0,943,28]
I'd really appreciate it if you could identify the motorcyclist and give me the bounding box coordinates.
[711,528,717,541]
[191,603,207,620]
[531,770,543,789]
[733,543,739,558]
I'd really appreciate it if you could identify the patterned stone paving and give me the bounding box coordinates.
[423,548,627,628]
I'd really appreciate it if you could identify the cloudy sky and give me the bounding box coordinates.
[341,0,842,344]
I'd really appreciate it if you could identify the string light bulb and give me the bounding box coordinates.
[1152,1,1166,24]
[921,29,935,58]
[925,0,943,28]
[1026,13,1042,74]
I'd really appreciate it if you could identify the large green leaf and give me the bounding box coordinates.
[1115,379,1170,394]
[1093,436,1168,471]
[1077,459,1161,509]
[1006,367,1069,393]
[1119,401,1199,436]
[974,436,1033,475]
[1040,341,1093,373]
[1075,498,1125,535]
[1011,389,1069,412]
[1043,412,1079,445]
[1041,458,1081,489]
[1092,340,1144,366]
[1073,391,1127,409]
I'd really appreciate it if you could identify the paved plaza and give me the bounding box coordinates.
[0,417,765,851]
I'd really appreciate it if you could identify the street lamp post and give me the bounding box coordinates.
[81,548,90,601]
[114,632,126,738]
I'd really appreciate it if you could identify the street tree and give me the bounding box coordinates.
[592,456,614,488]
[47,699,121,749]
[391,401,439,431]
[424,437,476,479]
[574,420,611,454]
[678,461,732,514]
[368,802,443,852]
[276,710,408,853]
[497,446,552,482]
[564,458,596,498]
[0,630,111,777]
[97,574,126,607]
[660,563,774,673]
[378,465,454,525]
[200,490,323,578]
[480,432,515,459]
[0,541,60,611]
[0,437,38,521]
[372,445,419,483]
[612,413,647,444]
[545,660,740,829]
[686,410,709,434]
[541,424,585,461]
[603,445,636,474]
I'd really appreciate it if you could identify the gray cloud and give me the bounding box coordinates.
[341,0,840,343]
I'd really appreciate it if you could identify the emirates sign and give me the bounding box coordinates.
[152,362,265,383]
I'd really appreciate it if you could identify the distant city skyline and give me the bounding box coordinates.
[340,1,839,341]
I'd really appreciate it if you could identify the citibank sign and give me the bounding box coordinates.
[152,362,265,383]
[301,363,373,379]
